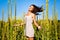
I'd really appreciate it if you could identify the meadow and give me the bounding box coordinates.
[0,0,60,40]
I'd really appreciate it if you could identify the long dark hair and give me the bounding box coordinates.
[30,4,43,15]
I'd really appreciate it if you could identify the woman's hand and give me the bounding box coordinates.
[13,23,20,26]
[38,26,41,30]
[20,23,24,26]
[20,22,25,26]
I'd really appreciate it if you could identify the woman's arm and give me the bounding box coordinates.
[13,14,26,27]
[13,22,25,26]
[20,21,25,26]
[33,14,41,29]
[13,18,26,26]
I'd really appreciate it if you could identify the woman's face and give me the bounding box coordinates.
[28,6,34,12]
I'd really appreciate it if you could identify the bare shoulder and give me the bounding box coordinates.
[24,14,27,16]
[31,13,36,18]
[31,13,35,16]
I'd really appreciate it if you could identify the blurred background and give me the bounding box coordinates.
[0,0,60,40]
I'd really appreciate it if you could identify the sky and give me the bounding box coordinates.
[0,0,60,21]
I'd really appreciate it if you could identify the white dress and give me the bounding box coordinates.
[24,14,34,37]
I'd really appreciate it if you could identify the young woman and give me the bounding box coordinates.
[14,4,43,40]
[24,4,43,40]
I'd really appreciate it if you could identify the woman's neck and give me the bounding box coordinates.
[28,11,32,14]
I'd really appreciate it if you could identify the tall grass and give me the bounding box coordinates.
[0,0,59,40]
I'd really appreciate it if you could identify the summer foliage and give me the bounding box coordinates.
[0,0,60,40]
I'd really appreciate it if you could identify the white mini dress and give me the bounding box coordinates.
[24,15,34,37]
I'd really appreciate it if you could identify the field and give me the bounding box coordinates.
[0,19,60,40]
[0,0,60,40]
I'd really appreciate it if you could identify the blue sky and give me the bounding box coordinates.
[0,0,60,21]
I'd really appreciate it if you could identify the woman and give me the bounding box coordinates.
[24,4,43,40]
[14,4,43,40]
